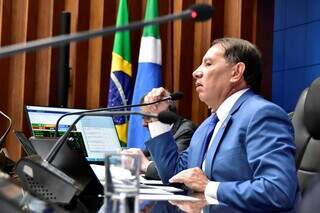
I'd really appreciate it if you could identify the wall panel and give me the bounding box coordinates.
[6,0,29,160]
[86,0,104,109]
[33,0,54,106]
[0,0,273,160]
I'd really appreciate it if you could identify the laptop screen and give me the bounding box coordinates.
[25,105,121,161]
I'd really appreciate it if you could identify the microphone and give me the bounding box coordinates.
[157,111,180,124]
[15,110,176,206]
[190,4,215,21]
[168,91,184,101]
[54,91,184,137]
[0,4,214,58]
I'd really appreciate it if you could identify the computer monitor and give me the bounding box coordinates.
[25,105,121,162]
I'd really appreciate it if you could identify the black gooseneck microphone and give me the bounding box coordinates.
[15,110,178,206]
[54,91,184,137]
[0,4,214,58]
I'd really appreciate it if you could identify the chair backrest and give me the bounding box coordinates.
[292,77,320,194]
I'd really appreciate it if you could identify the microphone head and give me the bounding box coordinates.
[158,111,179,124]
[170,92,184,101]
[189,4,214,22]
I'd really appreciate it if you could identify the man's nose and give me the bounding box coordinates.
[192,66,203,79]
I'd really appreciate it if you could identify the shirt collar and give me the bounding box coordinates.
[214,88,249,122]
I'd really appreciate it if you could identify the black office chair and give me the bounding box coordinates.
[292,77,320,194]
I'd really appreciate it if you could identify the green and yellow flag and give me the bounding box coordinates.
[107,0,132,146]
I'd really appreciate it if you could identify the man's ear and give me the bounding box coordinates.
[230,62,245,83]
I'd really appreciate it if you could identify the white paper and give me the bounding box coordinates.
[140,175,163,185]
[140,188,173,195]
[140,184,183,193]
[90,164,105,182]
[138,194,199,201]
[91,164,135,180]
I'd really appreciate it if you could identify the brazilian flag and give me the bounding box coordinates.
[107,0,132,146]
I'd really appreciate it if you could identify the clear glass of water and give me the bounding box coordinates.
[104,152,140,213]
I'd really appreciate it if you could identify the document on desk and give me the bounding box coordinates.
[140,183,184,194]
[90,166,184,194]
[91,167,157,184]
[140,187,173,195]
[139,175,163,185]
[140,175,184,193]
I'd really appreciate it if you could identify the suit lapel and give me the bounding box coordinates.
[204,115,232,176]
[193,115,215,167]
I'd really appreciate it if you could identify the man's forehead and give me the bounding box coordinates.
[203,44,225,60]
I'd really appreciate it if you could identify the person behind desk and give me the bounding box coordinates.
[142,38,299,211]
[124,90,197,180]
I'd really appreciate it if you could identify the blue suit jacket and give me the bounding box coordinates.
[146,90,299,212]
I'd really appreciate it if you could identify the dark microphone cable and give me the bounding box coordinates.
[0,111,12,147]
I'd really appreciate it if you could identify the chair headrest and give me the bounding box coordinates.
[304,77,320,139]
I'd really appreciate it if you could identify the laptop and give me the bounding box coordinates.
[25,105,122,163]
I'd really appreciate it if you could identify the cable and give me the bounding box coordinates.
[0,111,12,147]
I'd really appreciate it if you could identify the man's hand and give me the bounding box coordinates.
[169,167,209,192]
[142,87,171,116]
[121,148,151,172]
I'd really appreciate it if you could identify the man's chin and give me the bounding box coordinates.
[198,96,209,105]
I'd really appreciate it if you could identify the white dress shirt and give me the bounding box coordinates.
[148,121,171,138]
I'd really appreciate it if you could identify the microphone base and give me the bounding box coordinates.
[15,155,81,205]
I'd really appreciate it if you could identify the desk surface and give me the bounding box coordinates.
[138,198,241,213]
[99,193,242,213]
[1,177,296,213]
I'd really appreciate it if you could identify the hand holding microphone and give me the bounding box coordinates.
[142,87,179,124]
[144,87,171,112]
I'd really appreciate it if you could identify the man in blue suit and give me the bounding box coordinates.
[141,38,298,211]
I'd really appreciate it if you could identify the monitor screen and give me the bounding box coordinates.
[25,105,121,161]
